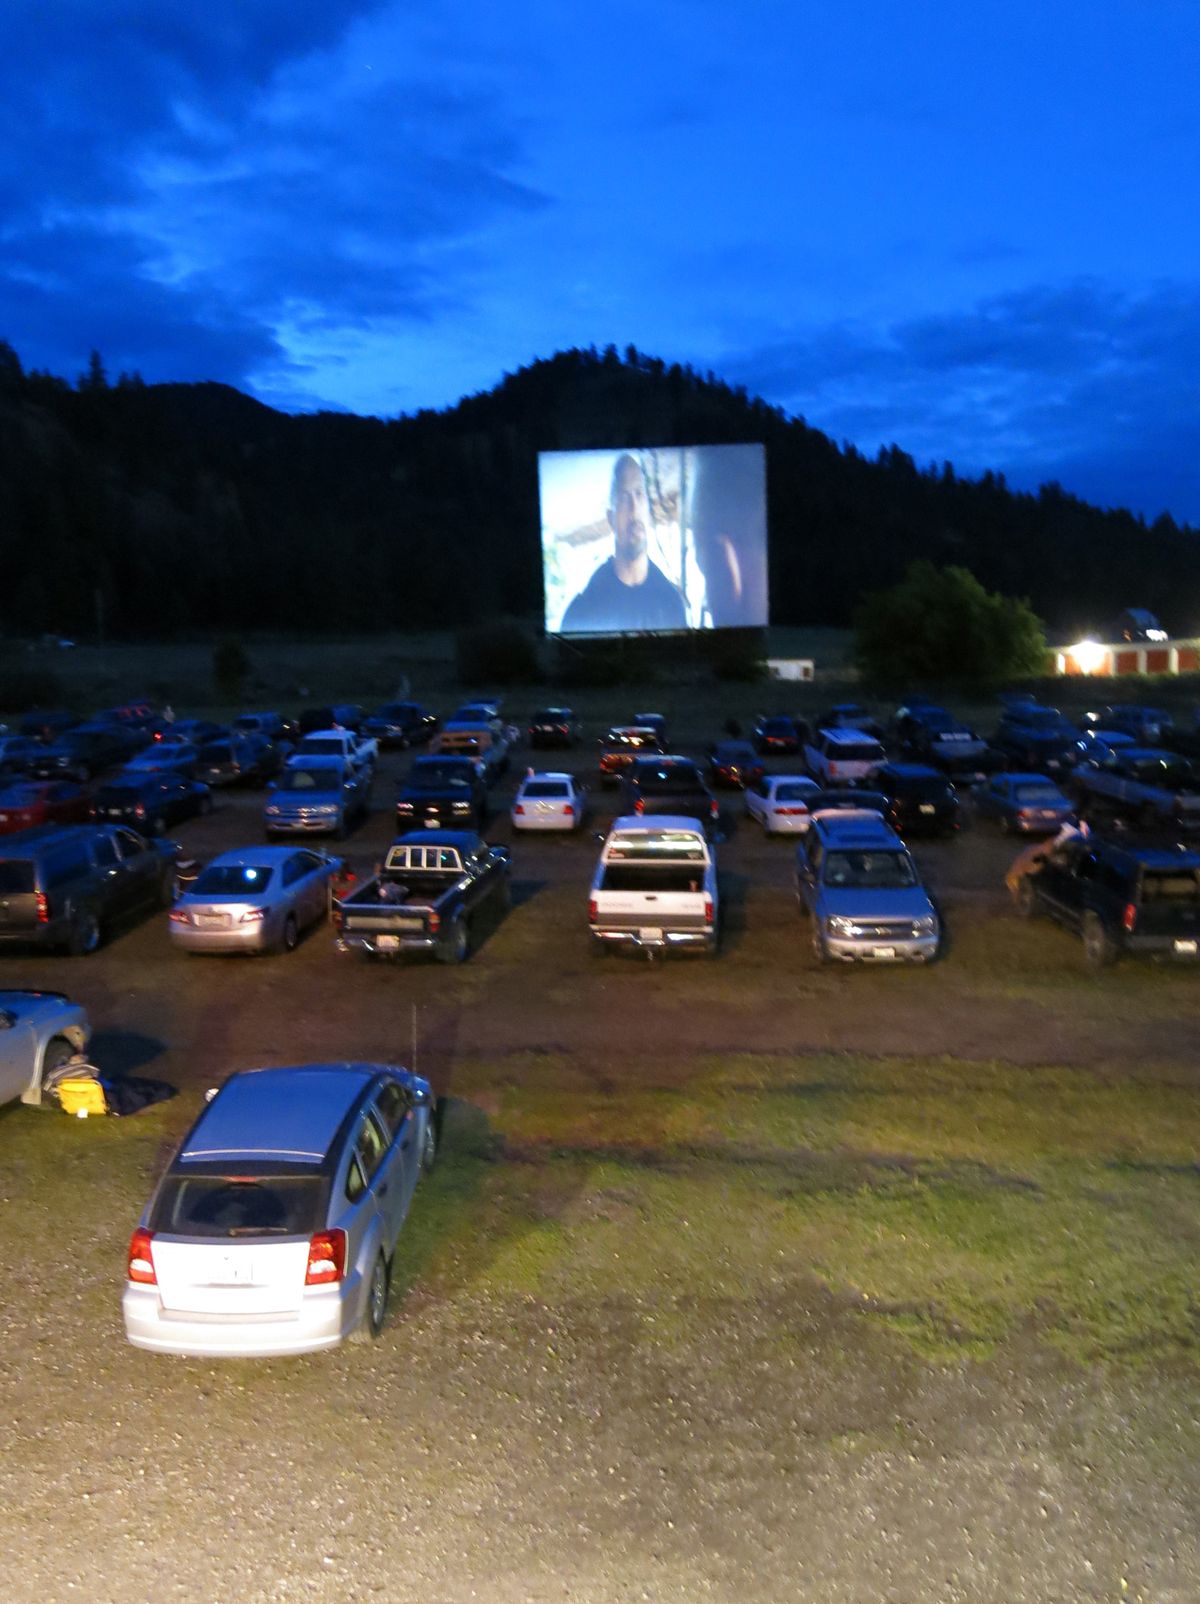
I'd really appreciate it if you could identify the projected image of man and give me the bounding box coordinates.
[561,453,687,633]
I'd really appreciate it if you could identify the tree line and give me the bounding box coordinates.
[1,338,1196,641]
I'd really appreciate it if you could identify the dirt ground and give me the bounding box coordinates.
[2,731,1199,1603]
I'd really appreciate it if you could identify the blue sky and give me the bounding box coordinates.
[5,0,1199,522]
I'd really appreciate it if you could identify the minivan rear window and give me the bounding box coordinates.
[152,1175,325,1237]
[0,862,35,894]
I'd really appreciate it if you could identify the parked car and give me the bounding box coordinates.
[752,715,803,756]
[1012,836,1200,971]
[169,846,342,956]
[0,734,49,776]
[298,704,366,735]
[0,988,91,1108]
[527,708,582,749]
[706,740,766,789]
[19,710,79,744]
[743,774,821,835]
[631,712,669,749]
[617,757,721,835]
[807,789,889,821]
[796,810,940,964]
[156,719,226,750]
[814,703,885,740]
[598,726,663,785]
[91,775,213,835]
[264,758,371,838]
[362,702,440,749]
[873,764,961,838]
[32,723,140,781]
[0,781,92,835]
[0,824,178,955]
[991,703,1078,772]
[974,773,1076,835]
[1069,746,1200,832]
[803,727,887,787]
[396,755,488,833]
[196,734,282,788]
[893,704,999,781]
[588,816,718,957]
[232,711,299,745]
[122,1061,437,1356]
[334,833,510,964]
[122,743,199,779]
[1087,705,1174,745]
[512,771,588,831]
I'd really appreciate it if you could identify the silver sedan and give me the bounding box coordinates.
[168,846,341,955]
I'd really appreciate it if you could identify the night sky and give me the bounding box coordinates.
[6,1,1199,521]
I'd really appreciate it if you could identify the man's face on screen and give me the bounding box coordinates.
[610,460,650,567]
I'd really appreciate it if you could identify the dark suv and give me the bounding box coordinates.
[617,757,721,834]
[395,756,487,833]
[1014,836,1200,970]
[0,824,178,955]
[874,763,961,837]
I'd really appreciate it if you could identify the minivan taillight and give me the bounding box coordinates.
[35,891,49,924]
[428,910,441,934]
[305,1229,346,1285]
[709,799,719,819]
[634,798,645,814]
[588,896,598,923]
[704,893,714,925]
[127,1227,156,1285]
[1122,902,1138,933]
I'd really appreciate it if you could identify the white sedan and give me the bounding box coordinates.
[743,774,821,834]
[511,771,588,831]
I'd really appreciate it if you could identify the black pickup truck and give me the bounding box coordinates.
[617,756,721,835]
[395,755,488,832]
[333,831,510,963]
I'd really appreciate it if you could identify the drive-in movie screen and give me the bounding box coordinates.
[539,443,768,636]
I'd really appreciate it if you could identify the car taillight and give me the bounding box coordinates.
[428,910,440,934]
[704,894,714,925]
[1122,902,1137,933]
[1018,808,1035,819]
[514,803,525,815]
[588,896,598,922]
[710,798,719,819]
[778,807,803,816]
[634,798,644,814]
[305,1229,346,1286]
[33,890,51,923]
[127,1227,156,1285]
[563,804,574,818]
[134,803,146,818]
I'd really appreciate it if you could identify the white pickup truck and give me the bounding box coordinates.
[290,727,378,775]
[588,816,718,957]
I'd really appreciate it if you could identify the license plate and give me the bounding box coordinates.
[198,914,226,928]
[423,818,439,828]
[376,934,400,953]
[919,803,935,814]
[872,945,896,959]
[1173,938,1198,956]
[640,927,663,941]
[0,815,7,825]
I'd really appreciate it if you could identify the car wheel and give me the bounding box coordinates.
[348,1253,389,1344]
[1014,877,1038,919]
[66,909,101,956]
[157,868,176,909]
[810,923,827,963]
[280,914,299,954]
[37,1037,75,1107]
[1082,912,1117,971]
[437,917,469,964]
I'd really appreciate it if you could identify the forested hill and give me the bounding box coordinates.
[1,339,1196,639]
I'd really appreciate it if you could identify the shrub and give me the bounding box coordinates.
[212,638,252,701]
[455,619,541,686]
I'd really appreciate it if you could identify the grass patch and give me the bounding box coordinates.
[413,1051,1200,1365]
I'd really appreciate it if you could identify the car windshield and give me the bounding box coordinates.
[151,1174,325,1237]
[192,864,276,896]
[823,850,917,889]
[277,766,335,791]
[411,763,472,790]
[522,781,569,798]
[636,766,703,792]
[1013,784,1064,803]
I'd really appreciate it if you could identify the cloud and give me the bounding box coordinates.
[0,1,549,392]
[724,280,1200,523]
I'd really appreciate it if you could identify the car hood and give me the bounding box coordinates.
[272,787,341,805]
[820,886,936,921]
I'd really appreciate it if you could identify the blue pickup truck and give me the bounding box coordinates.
[1070,746,1200,831]
[263,756,371,839]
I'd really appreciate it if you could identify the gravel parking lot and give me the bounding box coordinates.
[2,730,1199,1603]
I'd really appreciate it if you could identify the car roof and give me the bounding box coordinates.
[609,814,707,835]
[177,1064,382,1165]
[817,726,883,745]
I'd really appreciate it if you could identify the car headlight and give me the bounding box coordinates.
[827,915,860,937]
[313,803,337,815]
[452,801,471,812]
[397,802,414,813]
[912,915,937,936]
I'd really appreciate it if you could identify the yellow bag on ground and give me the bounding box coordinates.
[53,1071,111,1118]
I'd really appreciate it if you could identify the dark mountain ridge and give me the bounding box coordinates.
[1,339,1195,639]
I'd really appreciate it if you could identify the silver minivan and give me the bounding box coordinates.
[123,1063,436,1357]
